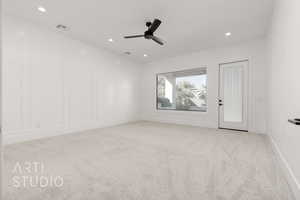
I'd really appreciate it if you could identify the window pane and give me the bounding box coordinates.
[157,68,207,112]
[223,66,243,122]
[176,75,207,111]
[157,75,175,109]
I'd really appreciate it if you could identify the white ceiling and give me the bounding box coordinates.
[3,0,273,63]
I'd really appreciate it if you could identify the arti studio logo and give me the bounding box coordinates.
[12,161,64,188]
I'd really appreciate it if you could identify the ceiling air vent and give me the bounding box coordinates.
[56,24,69,31]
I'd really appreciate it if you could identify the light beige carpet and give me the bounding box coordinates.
[3,121,295,200]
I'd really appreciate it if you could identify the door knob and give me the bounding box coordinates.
[218,99,223,106]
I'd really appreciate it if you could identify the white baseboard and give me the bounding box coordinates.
[141,115,217,129]
[269,136,300,199]
[3,120,139,145]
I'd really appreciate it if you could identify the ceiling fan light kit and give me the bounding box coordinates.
[124,19,164,45]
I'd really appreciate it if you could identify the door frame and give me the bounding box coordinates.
[218,60,249,131]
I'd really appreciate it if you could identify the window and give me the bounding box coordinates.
[156,68,207,112]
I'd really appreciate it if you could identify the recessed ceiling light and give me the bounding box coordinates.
[38,6,47,13]
[143,54,148,57]
[225,32,232,37]
[108,38,114,42]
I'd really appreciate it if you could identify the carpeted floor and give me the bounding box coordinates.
[3,121,295,200]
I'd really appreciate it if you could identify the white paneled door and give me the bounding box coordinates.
[219,61,248,131]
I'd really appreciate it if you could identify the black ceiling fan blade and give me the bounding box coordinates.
[151,36,164,45]
[148,19,161,33]
[124,34,144,39]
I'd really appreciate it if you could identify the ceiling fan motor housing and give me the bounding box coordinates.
[144,30,153,39]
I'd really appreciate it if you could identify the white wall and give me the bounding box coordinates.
[1,16,269,144]
[267,0,300,198]
[2,16,141,145]
[0,0,3,197]
[141,39,267,134]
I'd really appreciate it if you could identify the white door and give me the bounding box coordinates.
[219,61,248,131]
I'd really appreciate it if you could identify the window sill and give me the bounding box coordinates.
[156,108,207,114]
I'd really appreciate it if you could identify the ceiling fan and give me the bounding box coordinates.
[124,19,164,45]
